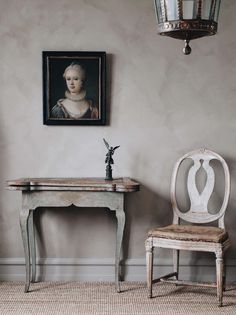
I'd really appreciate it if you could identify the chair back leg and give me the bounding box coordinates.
[222,255,226,292]
[173,249,179,280]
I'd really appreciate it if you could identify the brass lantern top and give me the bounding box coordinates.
[154,0,221,54]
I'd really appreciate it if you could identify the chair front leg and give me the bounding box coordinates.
[145,238,153,298]
[216,251,224,307]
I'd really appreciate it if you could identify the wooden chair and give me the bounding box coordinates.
[145,148,230,307]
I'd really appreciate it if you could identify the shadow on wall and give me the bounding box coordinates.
[33,206,117,257]
[123,183,172,261]
[188,156,236,282]
[105,53,113,126]
[224,156,236,254]
[0,126,8,258]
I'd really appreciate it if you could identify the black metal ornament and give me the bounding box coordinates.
[103,138,120,181]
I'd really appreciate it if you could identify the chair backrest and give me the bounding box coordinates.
[170,148,230,228]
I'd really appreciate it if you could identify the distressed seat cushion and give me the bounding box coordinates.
[148,224,229,243]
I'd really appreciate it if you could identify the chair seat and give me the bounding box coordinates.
[148,224,228,243]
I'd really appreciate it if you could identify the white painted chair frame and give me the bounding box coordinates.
[145,148,230,307]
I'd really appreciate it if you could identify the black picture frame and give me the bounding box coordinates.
[43,51,106,125]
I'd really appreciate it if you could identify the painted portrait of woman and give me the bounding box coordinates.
[51,63,99,120]
[43,51,106,125]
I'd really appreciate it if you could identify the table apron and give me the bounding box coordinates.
[21,191,125,212]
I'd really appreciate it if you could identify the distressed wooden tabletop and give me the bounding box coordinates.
[6,177,140,192]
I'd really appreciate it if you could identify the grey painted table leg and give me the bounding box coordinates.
[20,208,31,293]
[115,209,125,293]
[28,210,36,283]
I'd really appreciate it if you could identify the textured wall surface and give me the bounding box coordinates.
[0,0,236,280]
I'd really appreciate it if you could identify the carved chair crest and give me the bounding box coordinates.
[171,149,230,227]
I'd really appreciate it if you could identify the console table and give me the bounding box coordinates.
[6,177,139,292]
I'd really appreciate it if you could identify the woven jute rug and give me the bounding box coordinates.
[1,281,236,315]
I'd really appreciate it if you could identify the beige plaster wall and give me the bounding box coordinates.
[0,0,236,280]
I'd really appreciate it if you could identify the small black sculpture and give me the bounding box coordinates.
[103,138,120,180]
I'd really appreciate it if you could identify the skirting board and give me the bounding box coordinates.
[1,258,236,282]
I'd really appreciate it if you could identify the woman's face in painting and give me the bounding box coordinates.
[65,69,83,94]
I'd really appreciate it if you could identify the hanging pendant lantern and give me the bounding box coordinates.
[154,0,221,55]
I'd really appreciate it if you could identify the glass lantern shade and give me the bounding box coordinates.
[154,0,221,54]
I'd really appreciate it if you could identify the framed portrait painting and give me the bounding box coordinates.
[43,51,106,125]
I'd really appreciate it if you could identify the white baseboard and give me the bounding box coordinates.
[1,258,236,282]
